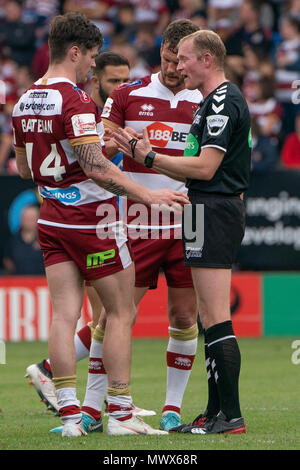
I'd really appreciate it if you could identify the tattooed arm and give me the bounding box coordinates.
[73,141,190,207]
[73,141,128,196]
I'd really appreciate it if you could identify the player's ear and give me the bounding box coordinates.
[69,45,81,63]
[203,52,213,68]
[91,74,99,88]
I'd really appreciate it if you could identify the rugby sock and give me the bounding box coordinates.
[74,322,94,361]
[203,330,220,418]
[43,359,52,374]
[107,387,133,421]
[81,325,107,421]
[162,324,198,416]
[44,322,94,373]
[53,375,81,424]
[205,320,242,420]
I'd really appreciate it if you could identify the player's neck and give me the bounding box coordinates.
[42,64,77,84]
[200,72,227,99]
[91,90,103,108]
[158,72,185,95]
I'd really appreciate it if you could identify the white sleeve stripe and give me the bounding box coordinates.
[201,145,227,152]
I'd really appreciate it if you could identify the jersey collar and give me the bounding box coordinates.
[34,77,76,86]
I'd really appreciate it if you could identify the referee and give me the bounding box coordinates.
[114,29,251,434]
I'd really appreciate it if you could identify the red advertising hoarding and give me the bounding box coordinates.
[0,273,262,341]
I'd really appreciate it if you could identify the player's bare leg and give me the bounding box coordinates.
[79,283,155,429]
[160,286,198,430]
[26,284,102,416]
[91,265,135,391]
[46,261,86,436]
[90,265,166,435]
[86,285,103,328]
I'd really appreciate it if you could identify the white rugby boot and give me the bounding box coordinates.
[107,415,168,435]
[25,362,58,413]
[62,420,87,437]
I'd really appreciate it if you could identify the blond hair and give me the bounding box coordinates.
[179,30,226,69]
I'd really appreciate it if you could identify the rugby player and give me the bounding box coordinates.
[99,19,202,432]
[13,12,188,437]
[25,51,155,425]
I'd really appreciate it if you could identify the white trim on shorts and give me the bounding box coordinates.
[38,219,123,230]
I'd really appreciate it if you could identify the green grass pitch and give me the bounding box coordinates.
[0,336,299,451]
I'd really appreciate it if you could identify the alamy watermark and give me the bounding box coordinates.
[0,340,6,364]
[291,340,300,365]
[0,80,6,105]
[291,80,300,104]
[95,200,204,248]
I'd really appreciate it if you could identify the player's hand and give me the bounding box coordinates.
[103,127,115,142]
[103,126,140,143]
[124,127,142,139]
[148,189,190,212]
[113,127,151,163]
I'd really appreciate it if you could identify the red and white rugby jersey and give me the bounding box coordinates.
[12,77,117,229]
[275,38,300,103]
[102,73,202,229]
[248,97,282,138]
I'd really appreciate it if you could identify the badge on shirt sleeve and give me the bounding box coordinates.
[73,86,91,103]
[184,133,199,156]
[206,115,229,137]
[71,113,97,136]
[101,97,113,118]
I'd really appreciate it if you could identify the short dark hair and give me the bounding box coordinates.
[161,19,200,52]
[93,52,130,75]
[49,12,103,64]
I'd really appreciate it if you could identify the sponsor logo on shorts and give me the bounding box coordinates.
[86,249,116,269]
[185,247,203,259]
[39,186,81,204]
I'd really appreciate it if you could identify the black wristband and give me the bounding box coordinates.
[144,150,157,168]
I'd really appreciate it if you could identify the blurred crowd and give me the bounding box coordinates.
[1,0,300,174]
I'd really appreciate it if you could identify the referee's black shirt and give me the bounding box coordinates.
[184,81,251,195]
